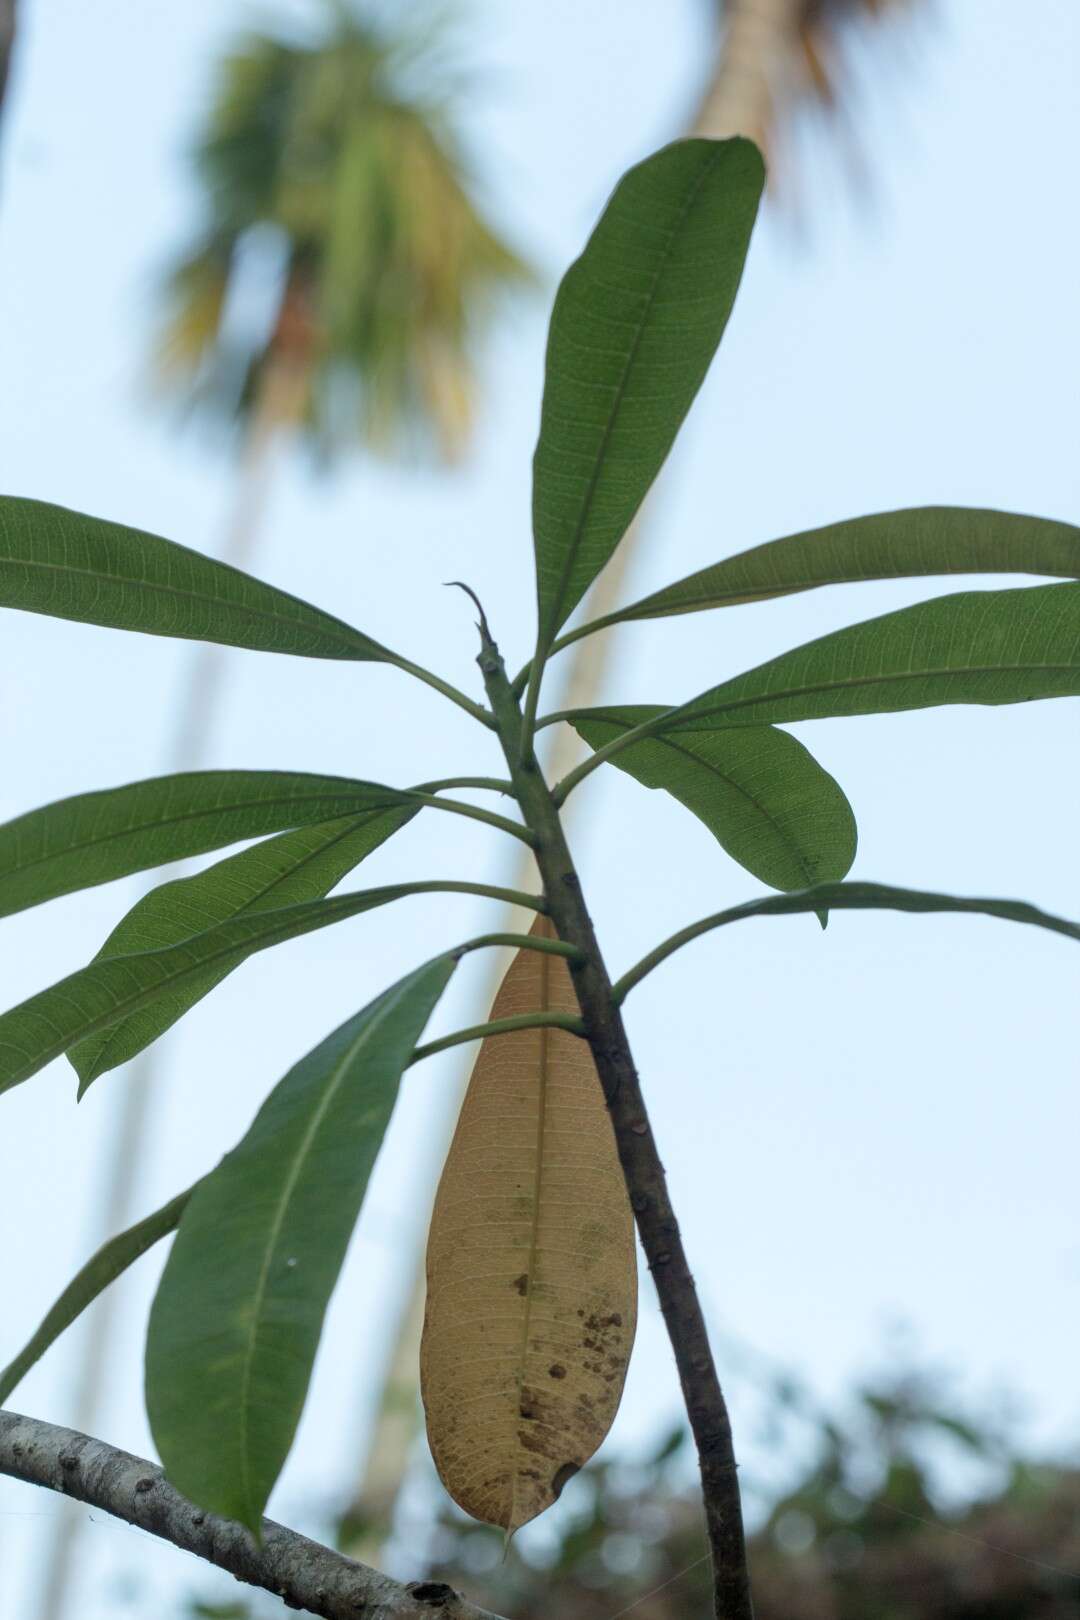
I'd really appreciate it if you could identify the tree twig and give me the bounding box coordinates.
[0,1409,505,1620]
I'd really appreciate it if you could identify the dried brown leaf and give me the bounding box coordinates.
[420,916,637,1534]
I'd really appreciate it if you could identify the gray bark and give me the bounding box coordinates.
[0,1409,503,1620]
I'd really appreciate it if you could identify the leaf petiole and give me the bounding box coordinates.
[409,1009,586,1067]
[612,881,1080,1003]
[405,789,535,846]
[380,651,495,729]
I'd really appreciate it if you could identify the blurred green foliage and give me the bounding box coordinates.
[411,1350,1080,1619]
[178,1345,1080,1619]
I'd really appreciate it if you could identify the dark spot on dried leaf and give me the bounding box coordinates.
[552,1461,580,1501]
[512,1272,529,1296]
[519,1426,551,1456]
[548,1363,567,1380]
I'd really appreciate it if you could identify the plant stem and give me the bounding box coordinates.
[542,702,688,804]
[476,626,753,1620]
[410,1010,585,1067]
[407,789,535,846]
[386,880,544,911]
[454,931,583,960]
[510,610,620,695]
[519,652,546,762]
[416,777,515,796]
[386,652,495,729]
[612,880,1080,1003]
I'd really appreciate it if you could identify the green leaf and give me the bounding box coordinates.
[0,1185,196,1406]
[713,880,1080,945]
[574,507,1080,632]
[0,881,481,1101]
[614,880,1080,1002]
[145,956,455,1530]
[571,711,856,898]
[0,770,413,919]
[587,582,1080,736]
[532,138,763,648]
[68,807,416,1085]
[0,496,390,660]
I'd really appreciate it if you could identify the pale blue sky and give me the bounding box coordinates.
[1,2,1078,1614]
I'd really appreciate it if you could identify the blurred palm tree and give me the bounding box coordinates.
[154,1,529,760]
[339,0,931,1571]
[38,8,529,1620]
[160,4,526,468]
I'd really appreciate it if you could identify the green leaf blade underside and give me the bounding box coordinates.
[68,807,417,1085]
[627,582,1080,733]
[597,507,1080,627]
[145,957,456,1530]
[0,883,458,1101]
[0,496,388,659]
[0,1185,195,1406]
[0,770,413,919]
[532,137,764,647]
[571,710,856,895]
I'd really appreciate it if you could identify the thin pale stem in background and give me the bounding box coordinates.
[0,0,16,125]
[33,357,306,1620]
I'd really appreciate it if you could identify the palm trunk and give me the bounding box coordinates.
[694,0,804,146]
[0,0,17,124]
[338,0,799,1565]
[33,354,308,1620]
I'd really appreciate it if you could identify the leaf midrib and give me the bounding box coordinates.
[542,150,720,643]
[652,730,818,885]
[0,889,410,1093]
[630,578,841,616]
[664,658,1080,731]
[233,978,412,1525]
[509,948,552,1531]
[1,552,379,658]
[83,813,396,1079]
[3,785,400,892]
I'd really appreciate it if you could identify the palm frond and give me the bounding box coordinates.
[156,2,531,462]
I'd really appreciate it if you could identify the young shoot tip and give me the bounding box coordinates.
[444,580,493,648]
